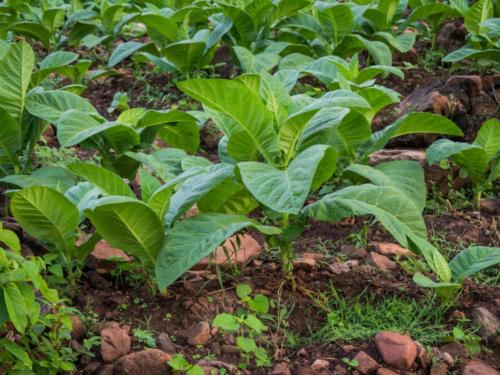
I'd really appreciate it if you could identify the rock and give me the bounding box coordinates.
[377,369,399,375]
[311,359,330,372]
[70,315,86,341]
[342,344,355,353]
[157,333,176,354]
[113,349,171,375]
[329,262,351,275]
[293,256,317,271]
[439,342,466,359]
[89,240,132,274]
[430,361,448,375]
[368,253,397,272]
[341,245,368,259]
[97,365,115,375]
[374,332,417,370]
[369,149,426,166]
[370,242,415,259]
[271,363,292,375]
[334,365,348,375]
[194,234,261,269]
[399,85,450,116]
[438,351,454,366]
[100,323,131,363]
[415,342,431,368]
[186,321,212,346]
[462,361,499,375]
[472,307,500,344]
[354,351,379,374]
[480,198,500,215]
[296,368,315,375]
[445,75,483,97]
[470,92,498,117]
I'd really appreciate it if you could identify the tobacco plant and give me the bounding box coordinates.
[0,41,96,176]
[426,118,500,205]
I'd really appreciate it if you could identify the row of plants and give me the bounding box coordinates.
[0,0,499,373]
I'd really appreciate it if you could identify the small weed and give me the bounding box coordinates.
[132,328,156,348]
[297,285,472,347]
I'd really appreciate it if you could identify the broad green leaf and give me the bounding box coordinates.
[178,79,279,163]
[464,0,493,34]
[1,166,77,193]
[361,112,463,157]
[85,196,164,265]
[0,339,32,368]
[304,184,427,245]
[473,119,500,159]
[316,3,353,43]
[297,108,370,159]
[234,46,281,73]
[25,90,97,124]
[165,164,235,226]
[109,41,145,67]
[0,41,34,121]
[0,223,20,253]
[68,163,135,198]
[443,48,500,62]
[197,178,258,215]
[426,139,489,183]
[3,283,28,333]
[238,145,336,214]
[162,40,206,77]
[412,273,460,292]
[158,121,200,154]
[57,110,138,149]
[449,246,500,281]
[139,169,161,203]
[334,35,392,66]
[65,182,100,222]
[345,160,426,212]
[0,108,21,166]
[155,213,280,290]
[8,22,51,47]
[11,186,78,256]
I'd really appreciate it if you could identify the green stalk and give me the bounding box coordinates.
[278,213,293,277]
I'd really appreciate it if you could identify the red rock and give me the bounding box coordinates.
[89,240,132,273]
[113,349,171,375]
[377,369,399,375]
[439,342,466,359]
[186,321,211,346]
[473,307,500,344]
[100,323,131,363]
[271,363,292,375]
[311,359,330,372]
[374,332,417,370]
[293,256,317,271]
[445,75,483,97]
[70,315,86,341]
[462,361,499,375]
[470,92,498,117]
[415,342,431,368]
[370,242,414,258]
[341,245,368,259]
[354,351,379,374]
[158,333,176,354]
[296,368,315,375]
[430,361,448,375]
[368,253,397,272]
[194,234,261,269]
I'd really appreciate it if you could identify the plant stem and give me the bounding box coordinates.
[278,213,293,276]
